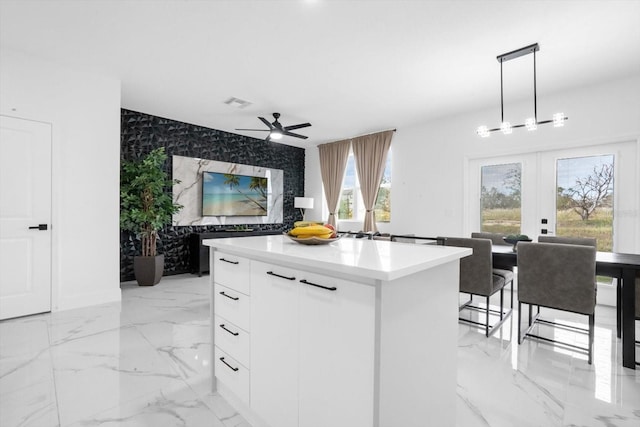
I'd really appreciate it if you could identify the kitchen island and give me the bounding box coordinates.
[204,235,471,427]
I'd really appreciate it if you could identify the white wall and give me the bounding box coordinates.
[0,49,122,311]
[305,76,640,245]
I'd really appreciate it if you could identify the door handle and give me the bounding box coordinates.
[28,224,48,230]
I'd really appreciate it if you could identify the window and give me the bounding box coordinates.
[480,163,521,235]
[338,149,392,222]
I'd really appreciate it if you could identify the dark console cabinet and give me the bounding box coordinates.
[189,230,282,276]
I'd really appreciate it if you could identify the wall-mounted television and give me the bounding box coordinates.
[202,171,268,216]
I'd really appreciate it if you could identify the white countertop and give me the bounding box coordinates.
[204,235,471,282]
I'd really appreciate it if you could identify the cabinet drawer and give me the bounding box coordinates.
[215,347,250,405]
[214,252,251,295]
[214,283,250,331]
[214,315,250,368]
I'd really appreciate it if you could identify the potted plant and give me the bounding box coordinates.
[120,147,182,286]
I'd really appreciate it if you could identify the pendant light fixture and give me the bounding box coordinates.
[476,43,567,137]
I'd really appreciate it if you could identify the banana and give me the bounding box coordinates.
[290,225,333,239]
[294,220,324,228]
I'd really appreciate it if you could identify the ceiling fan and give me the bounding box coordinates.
[236,112,311,142]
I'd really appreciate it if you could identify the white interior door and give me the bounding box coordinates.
[0,115,52,320]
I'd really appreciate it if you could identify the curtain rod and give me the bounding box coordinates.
[323,128,397,145]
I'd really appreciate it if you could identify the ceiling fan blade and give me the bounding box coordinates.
[235,128,269,131]
[283,131,309,139]
[259,117,274,129]
[284,122,311,131]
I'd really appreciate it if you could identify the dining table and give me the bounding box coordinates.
[492,244,640,369]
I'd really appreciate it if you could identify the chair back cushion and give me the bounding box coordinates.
[518,242,596,315]
[471,232,510,246]
[538,235,596,247]
[445,237,493,296]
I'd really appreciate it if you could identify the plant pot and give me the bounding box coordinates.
[133,254,164,286]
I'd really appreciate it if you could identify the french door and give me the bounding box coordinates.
[467,141,638,254]
[0,115,52,320]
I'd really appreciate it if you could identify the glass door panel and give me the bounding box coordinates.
[556,155,614,252]
[480,163,522,235]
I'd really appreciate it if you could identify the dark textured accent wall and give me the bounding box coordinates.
[120,109,305,282]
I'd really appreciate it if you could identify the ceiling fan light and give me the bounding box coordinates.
[270,130,283,140]
[553,112,566,127]
[525,118,537,131]
[500,122,512,135]
[477,126,490,138]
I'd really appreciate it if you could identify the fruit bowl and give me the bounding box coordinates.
[283,232,343,245]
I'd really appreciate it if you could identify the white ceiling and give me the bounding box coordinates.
[1,0,639,147]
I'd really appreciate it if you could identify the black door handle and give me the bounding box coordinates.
[299,279,337,291]
[219,324,240,336]
[220,357,239,372]
[28,224,48,230]
[219,291,239,301]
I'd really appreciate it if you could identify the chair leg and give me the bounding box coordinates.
[485,296,490,337]
[499,288,504,321]
[518,301,523,344]
[616,279,622,339]
[510,280,514,311]
[588,313,595,365]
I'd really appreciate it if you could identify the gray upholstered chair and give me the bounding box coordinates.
[444,237,513,337]
[471,232,513,273]
[538,235,597,247]
[471,232,510,246]
[517,241,597,364]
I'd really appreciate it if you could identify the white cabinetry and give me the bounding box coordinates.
[207,236,468,427]
[250,263,299,427]
[250,261,375,427]
[212,252,251,406]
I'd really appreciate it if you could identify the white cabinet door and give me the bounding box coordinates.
[297,272,376,427]
[250,261,299,427]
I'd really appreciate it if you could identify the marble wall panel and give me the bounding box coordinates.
[172,155,283,226]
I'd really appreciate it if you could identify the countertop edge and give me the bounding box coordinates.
[203,237,471,282]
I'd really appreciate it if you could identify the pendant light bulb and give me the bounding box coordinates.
[477,126,490,138]
[500,122,512,135]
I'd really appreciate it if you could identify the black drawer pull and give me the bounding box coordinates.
[299,279,337,291]
[219,258,239,265]
[219,291,239,301]
[220,357,239,372]
[267,271,296,281]
[219,324,239,336]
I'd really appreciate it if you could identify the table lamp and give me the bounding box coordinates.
[294,197,314,220]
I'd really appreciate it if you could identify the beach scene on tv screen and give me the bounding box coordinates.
[202,172,268,216]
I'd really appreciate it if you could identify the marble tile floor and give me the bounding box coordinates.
[0,274,638,427]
